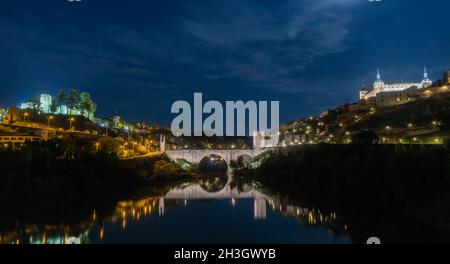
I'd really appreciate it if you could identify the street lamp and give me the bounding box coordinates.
[23,112,29,122]
[132,141,137,155]
[69,117,75,131]
[47,116,54,128]
[125,126,130,141]
[105,123,109,137]
[95,142,100,152]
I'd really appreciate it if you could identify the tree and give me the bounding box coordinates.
[79,92,97,119]
[67,89,80,115]
[50,99,57,113]
[29,98,40,109]
[351,130,379,144]
[57,90,67,114]
[89,101,97,119]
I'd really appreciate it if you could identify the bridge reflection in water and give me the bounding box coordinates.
[0,180,348,244]
[162,178,268,219]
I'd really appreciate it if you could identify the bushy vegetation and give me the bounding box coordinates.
[153,159,184,179]
[240,144,450,231]
[0,138,193,230]
[0,139,139,201]
[353,93,450,134]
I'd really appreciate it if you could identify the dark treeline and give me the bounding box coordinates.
[236,144,450,242]
[0,138,176,230]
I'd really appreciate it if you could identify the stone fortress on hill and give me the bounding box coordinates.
[358,68,450,107]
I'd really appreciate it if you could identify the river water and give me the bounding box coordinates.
[0,176,351,244]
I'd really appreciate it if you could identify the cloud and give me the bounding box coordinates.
[0,0,359,111]
[174,0,357,93]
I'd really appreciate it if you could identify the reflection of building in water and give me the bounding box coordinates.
[0,197,162,244]
[0,183,348,244]
[164,182,269,220]
[0,223,92,244]
[266,198,346,235]
[253,198,267,219]
[159,197,165,216]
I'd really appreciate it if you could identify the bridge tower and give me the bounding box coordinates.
[160,135,166,152]
[254,198,267,220]
[253,131,262,151]
[252,131,266,151]
[159,197,165,216]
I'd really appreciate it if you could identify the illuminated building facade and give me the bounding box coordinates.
[444,70,450,85]
[360,68,433,101]
[0,108,6,123]
[19,94,90,119]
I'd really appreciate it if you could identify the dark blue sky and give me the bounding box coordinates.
[0,0,449,125]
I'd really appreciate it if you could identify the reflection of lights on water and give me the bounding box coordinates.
[1,189,349,244]
[100,227,104,240]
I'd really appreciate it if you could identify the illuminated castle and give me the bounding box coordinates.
[20,94,88,118]
[360,67,433,100]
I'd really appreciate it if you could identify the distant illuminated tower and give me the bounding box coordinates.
[444,70,450,85]
[421,67,433,88]
[159,197,165,216]
[160,135,166,152]
[39,94,53,114]
[373,68,385,93]
[252,131,260,150]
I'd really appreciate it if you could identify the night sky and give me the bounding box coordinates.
[0,0,449,125]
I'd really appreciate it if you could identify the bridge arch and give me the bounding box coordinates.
[165,149,265,168]
[237,153,254,164]
[198,154,229,173]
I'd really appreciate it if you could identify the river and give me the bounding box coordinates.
[0,175,351,244]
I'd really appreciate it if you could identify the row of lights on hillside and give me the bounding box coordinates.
[381,137,442,144]
[385,120,441,131]
[23,113,77,130]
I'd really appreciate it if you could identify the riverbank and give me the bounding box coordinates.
[234,143,450,242]
[0,139,197,232]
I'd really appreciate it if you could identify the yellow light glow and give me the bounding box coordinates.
[100,227,104,240]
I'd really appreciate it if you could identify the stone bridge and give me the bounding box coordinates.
[164,181,267,200]
[160,131,272,166]
[165,149,265,166]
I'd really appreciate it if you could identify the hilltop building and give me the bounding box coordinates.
[93,112,131,131]
[444,70,450,85]
[359,68,433,101]
[19,93,92,119]
[0,108,6,123]
[358,68,435,107]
